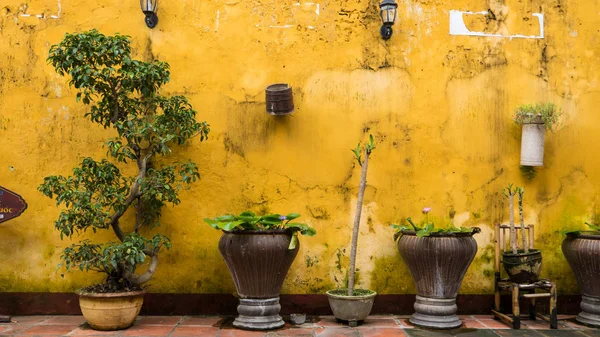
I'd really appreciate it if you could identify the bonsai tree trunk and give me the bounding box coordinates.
[518,188,529,253]
[508,192,518,254]
[347,149,370,296]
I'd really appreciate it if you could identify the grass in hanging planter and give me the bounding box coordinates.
[329,288,375,297]
[513,102,561,130]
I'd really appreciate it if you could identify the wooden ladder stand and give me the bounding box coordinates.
[492,223,558,329]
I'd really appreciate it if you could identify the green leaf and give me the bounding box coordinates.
[288,233,299,250]
[285,213,300,221]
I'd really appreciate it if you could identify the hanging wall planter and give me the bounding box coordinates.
[266,83,294,115]
[513,103,561,167]
[519,116,545,166]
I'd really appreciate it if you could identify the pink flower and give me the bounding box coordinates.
[422,207,431,214]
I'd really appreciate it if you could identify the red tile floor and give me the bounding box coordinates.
[0,315,597,337]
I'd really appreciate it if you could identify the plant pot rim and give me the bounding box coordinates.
[566,231,600,239]
[502,249,541,257]
[326,289,377,300]
[400,227,480,237]
[266,83,292,92]
[77,289,145,298]
[222,229,292,235]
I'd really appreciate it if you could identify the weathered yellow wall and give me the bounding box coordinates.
[1,0,599,296]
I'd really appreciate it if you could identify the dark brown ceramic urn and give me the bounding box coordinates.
[219,230,299,330]
[397,229,480,329]
[562,232,600,328]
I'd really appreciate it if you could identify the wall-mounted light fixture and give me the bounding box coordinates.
[140,0,158,28]
[379,0,398,40]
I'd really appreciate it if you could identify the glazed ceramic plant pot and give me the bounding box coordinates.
[562,232,600,328]
[326,289,377,326]
[520,116,545,167]
[78,290,144,330]
[501,249,542,283]
[219,230,299,330]
[397,229,479,329]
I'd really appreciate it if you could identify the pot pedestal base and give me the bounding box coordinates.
[233,297,283,330]
[577,296,600,328]
[409,296,461,330]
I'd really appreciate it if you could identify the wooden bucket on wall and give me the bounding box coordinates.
[266,84,294,115]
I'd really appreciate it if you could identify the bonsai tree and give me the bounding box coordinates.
[38,30,210,292]
[503,184,528,254]
[502,184,541,284]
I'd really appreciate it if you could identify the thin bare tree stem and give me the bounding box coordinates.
[347,150,370,296]
[518,191,529,253]
[509,193,517,254]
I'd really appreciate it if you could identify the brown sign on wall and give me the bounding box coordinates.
[0,186,27,224]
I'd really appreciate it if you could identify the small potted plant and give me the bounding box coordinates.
[514,102,561,166]
[501,185,542,283]
[562,221,600,327]
[38,30,210,331]
[326,135,377,327]
[204,212,315,330]
[391,208,480,329]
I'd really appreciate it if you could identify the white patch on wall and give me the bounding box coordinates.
[20,0,61,19]
[449,10,544,40]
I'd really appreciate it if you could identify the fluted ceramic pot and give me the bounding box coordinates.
[562,232,600,328]
[219,230,299,330]
[397,229,479,329]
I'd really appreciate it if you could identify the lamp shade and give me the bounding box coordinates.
[140,0,158,14]
[379,0,398,25]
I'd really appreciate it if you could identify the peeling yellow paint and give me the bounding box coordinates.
[0,0,599,296]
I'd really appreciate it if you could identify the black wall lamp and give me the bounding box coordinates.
[140,0,158,28]
[379,0,398,40]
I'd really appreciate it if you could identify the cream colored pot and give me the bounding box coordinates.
[78,290,144,331]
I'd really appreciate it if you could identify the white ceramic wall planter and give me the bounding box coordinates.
[520,122,545,166]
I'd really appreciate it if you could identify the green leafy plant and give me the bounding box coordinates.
[204,211,316,249]
[565,222,600,235]
[513,102,561,130]
[346,134,375,296]
[38,30,210,293]
[391,207,475,241]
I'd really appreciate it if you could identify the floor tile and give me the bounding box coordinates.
[68,325,124,335]
[22,324,77,335]
[478,319,512,329]
[360,319,400,328]
[535,330,588,337]
[170,326,220,336]
[10,316,52,325]
[493,329,546,337]
[121,325,174,336]
[314,327,359,337]
[134,316,181,325]
[219,329,267,337]
[43,316,86,325]
[314,317,350,328]
[579,331,600,337]
[267,328,315,336]
[359,327,407,337]
[179,316,223,326]
[521,320,556,330]
[463,319,487,329]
